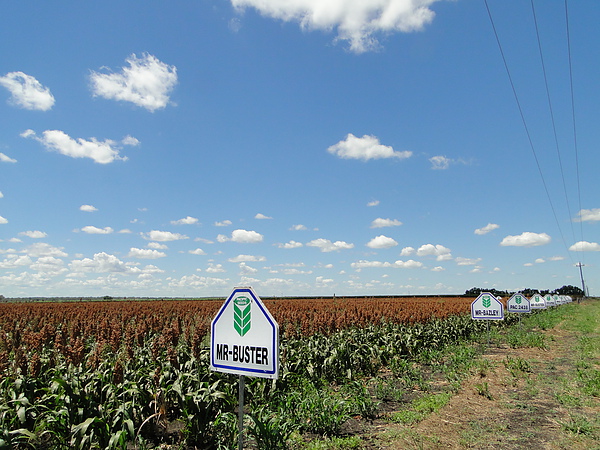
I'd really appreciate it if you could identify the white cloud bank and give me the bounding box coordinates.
[81,226,114,235]
[416,244,452,261]
[307,238,354,252]
[569,241,600,252]
[0,72,55,110]
[500,232,551,247]
[171,216,199,225]
[575,208,600,222]
[371,218,402,228]
[231,0,440,53]
[366,235,398,249]
[328,134,412,161]
[141,230,189,242]
[21,129,137,164]
[90,53,178,112]
[217,229,264,243]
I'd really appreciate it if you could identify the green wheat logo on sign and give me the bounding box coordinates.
[233,296,251,337]
[482,296,491,308]
[515,296,522,304]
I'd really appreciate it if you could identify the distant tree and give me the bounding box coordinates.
[0,295,4,301]
[554,285,584,297]
[464,287,509,297]
[520,288,540,297]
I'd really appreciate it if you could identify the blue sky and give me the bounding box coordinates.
[1,0,598,298]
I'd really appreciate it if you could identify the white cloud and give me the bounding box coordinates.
[0,153,17,163]
[569,241,600,252]
[30,256,66,275]
[80,204,98,212]
[22,129,136,164]
[367,235,398,249]
[122,135,140,147]
[215,220,232,227]
[328,134,412,161]
[127,247,167,259]
[239,262,258,275]
[535,258,545,264]
[206,263,226,273]
[394,259,423,269]
[0,215,7,224]
[90,53,178,112]
[23,243,67,258]
[70,252,130,273]
[171,216,199,225]
[167,274,228,288]
[431,266,445,272]
[19,230,47,239]
[371,218,402,228]
[429,155,450,170]
[0,191,3,198]
[219,229,264,243]
[455,257,481,266]
[277,240,303,249]
[290,224,307,231]
[475,223,499,235]
[231,0,439,53]
[0,254,32,269]
[189,248,207,255]
[352,259,423,269]
[81,226,113,234]
[575,208,600,222]
[229,254,266,262]
[255,213,272,219]
[500,232,551,247]
[147,242,168,250]
[400,246,415,256]
[367,200,380,207]
[0,72,55,110]
[306,238,354,252]
[142,230,189,241]
[417,244,452,261]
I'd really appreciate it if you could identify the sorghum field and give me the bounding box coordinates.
[1,296,525,449]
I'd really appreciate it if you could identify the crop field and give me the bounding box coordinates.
[0,296,532,449]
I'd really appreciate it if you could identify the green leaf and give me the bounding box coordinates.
[233,298,251,337]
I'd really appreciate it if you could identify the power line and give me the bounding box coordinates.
[483,0,574,263]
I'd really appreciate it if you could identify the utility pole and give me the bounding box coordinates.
[576,262,586,297]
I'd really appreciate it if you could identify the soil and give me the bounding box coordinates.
[341,322,600,449]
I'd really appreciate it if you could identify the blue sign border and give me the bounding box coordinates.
[211,287,279,377]
[471,292,504,320]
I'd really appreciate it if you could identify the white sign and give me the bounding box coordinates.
[471,292,504,320]
[545,294,556,307]
[507,293,531,313]
[210,287,279,379]
[530,293,546,309]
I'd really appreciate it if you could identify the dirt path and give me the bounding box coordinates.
[366,318,600,449]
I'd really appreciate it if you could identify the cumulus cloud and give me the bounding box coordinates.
[229,254,266,262]
[455,257,481,266]
[218,229,264,244]
[255,213,272,219]
[0,153,17,163]
[371,218,402,228]
[30,256,66,275]
[0,191,3,198]
[206,263,226,273]
[19,230,47,239]
[81,226,113,234]
[127,247,167,259]
[70,252,130,273]
[189,248,207,255]
[22,129,136,164]
[22,243,67,258]
[90,53,178,112]
[290,224,307,231]
[569,241,600,252]
[148,242,168,249]
[475,223,499,235]
[400,246,415,256]
[0,72,55,110]
[230,0,440,53]
[142,230,189,242]
[367,235,398,249]
[328,134,411,161]
[0,215,7,224]
[307,238,354,252]
[575,208,600,222]
[277,240,303,249]
[500,232,551,247]
[416,244,452,261]
[215,220,232,227]
[351,259,423,270]
[171,216,199,225]
[80,204,98,212]
[367,200,380,207]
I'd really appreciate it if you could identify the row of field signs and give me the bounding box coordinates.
[471,292,573,320]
